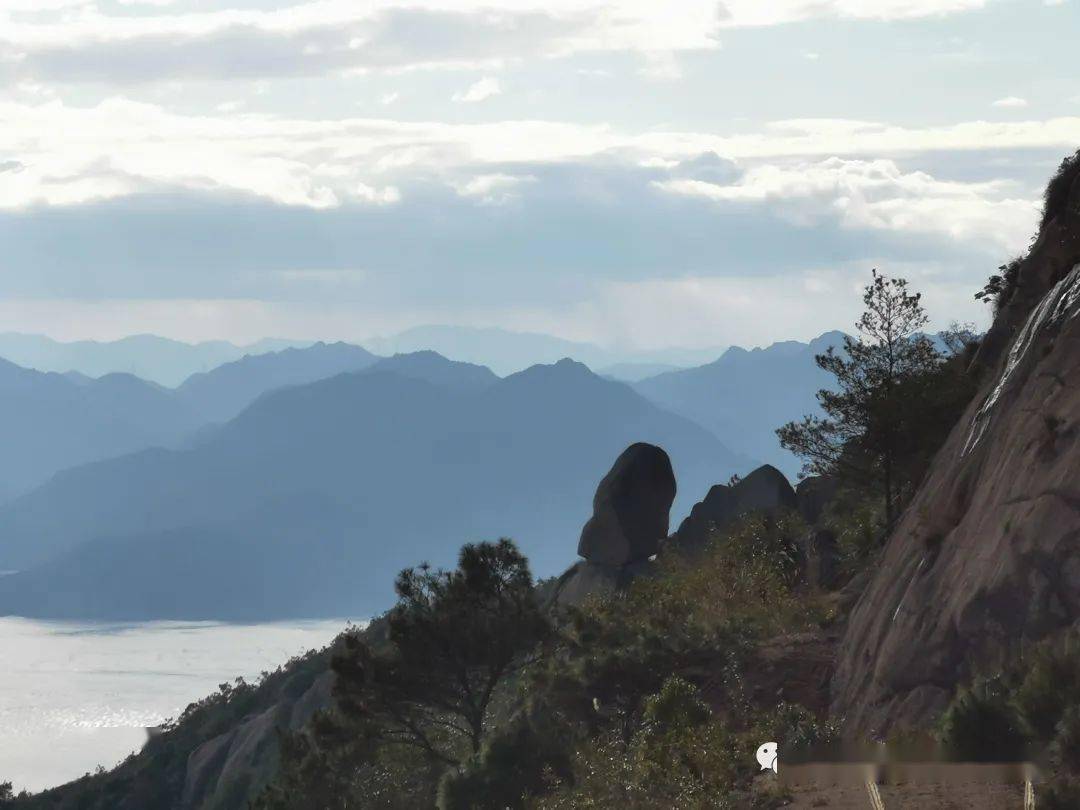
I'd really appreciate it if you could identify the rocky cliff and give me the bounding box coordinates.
[831,156,1080,735]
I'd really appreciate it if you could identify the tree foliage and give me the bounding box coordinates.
[332,539,551,766]
[254,538,553,809]
[777,271,949,525]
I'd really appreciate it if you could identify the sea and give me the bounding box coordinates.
[0,616,348,793]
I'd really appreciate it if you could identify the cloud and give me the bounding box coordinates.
[354,181,401,204]
[711,0,990,26]
[655,157,1037,253]
[991,96,1028,108]
[0,0,998,86]
[452,76,501,103]
[2,96,1079,212]
[453,172,536,203]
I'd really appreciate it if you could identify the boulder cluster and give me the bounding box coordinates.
[553,443,839,606]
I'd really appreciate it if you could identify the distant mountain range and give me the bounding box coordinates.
[0,329,859,620]
[0,342,383,502]
[366,325,723,377]
[0,333,312,387]
[0,357,751,620]
[0,358,203,501]
[177,342,379,424]
[633,331,846,477]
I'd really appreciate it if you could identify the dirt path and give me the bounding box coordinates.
[787,782,1027,809]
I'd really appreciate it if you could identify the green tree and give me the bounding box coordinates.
[777,271,941,525]
[332,538,551,766]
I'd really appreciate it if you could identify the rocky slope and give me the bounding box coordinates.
[831,160,1080,735]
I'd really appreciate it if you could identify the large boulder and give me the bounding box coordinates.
[577,443,676,566]
[672,464,797,550]
[831,168,1080,735]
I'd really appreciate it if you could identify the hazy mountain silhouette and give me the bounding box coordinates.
[0,333,312,387]
[633,332,846,478]
[599,362,683,382]
[0,357,752,620]
[0,358,203,503]
[367,325,723,376]
[368,351,498,391]
[177,342,379,423]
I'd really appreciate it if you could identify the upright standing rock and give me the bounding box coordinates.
[577,443,677,567]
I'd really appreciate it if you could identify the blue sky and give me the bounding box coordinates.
[0,0,1078,352]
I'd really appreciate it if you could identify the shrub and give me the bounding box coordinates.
[975,257,1023,314]
[1051,705,1080,774]
[1040,775,1080,810]
[436,713,572,810]
[1042,149,1080,231]
[939,677,1027,761]
[1014,636,1080,742]
[529,677,745,810]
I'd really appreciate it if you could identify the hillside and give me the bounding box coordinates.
[176,342,379,423]
[0,333,310,387]
[0,358,751,619]
[367,325,723,377]
[633,332,844,477]
[831,156,1080,734]
[0,359,202,503]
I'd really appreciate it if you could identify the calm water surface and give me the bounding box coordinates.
[0,617,348,792]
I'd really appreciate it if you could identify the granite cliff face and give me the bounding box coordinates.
[832,161,1080,735]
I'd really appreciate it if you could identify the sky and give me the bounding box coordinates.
[0,0,1078,353]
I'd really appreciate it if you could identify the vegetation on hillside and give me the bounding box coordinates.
[939,631,1080,808]
[777,271,978,527]
[251,510,843,809]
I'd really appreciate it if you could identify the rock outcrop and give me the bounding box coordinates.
[577,442,676,566]
[181,672,335,809]
[831,161,1080,735]
[554,443,675,605]
[670,464,797,550]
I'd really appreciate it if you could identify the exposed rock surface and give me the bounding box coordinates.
[671,464,797,550]
[831,169,1080,735]
[548,559,655,607]
[577,442,676,566]
[181,672,335,809]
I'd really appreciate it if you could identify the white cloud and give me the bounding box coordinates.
[655,157,1038,253]
[453,172,536,203]
[354,181,401,204]
[452,76,501,103]
[992,96,1028,108]
[713,0,989,27]
[1,96,1076,212]
[0,0,998,86]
